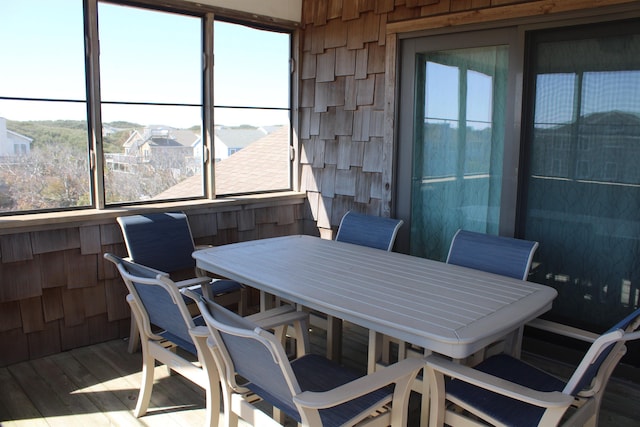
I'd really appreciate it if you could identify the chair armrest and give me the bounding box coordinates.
[190,325,210,339]
[123,257,171,277]
[526,318,599,343]
[425,355,573,408]
[246,304,297,322]
[194,244,213,250]
[249,307,309,330]
[293,357,424,409]
[175,276,212,289]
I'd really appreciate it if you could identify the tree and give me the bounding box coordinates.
[0,144,90,211]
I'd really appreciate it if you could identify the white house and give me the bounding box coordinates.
[0,117,32,156]
[212,125,270,161]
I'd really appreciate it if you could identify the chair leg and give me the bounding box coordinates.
[193,333,221,427]
[270,315,309,358]
[134,341,155,417]
[293,316,310,357]
[273,407,286,424]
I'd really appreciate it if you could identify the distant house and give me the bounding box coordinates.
[122,126,200,160]
[106,124,280,174]
[154,125,290,198]
[213,126,270,161]
[107,125,201,172]
[102,124,123,137]
[0,117,32,156]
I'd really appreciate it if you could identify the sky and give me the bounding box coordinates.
[421,47,640,130]
[535,71,640,126]
[0,0,290,128]
[425,61,493,130]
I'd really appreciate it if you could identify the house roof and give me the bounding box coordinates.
[7,130,33,143]
[124,127,200,148]
[154,125,290,198]
[215,126,268,149]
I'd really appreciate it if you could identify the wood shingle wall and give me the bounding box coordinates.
[298,0,637,233]
[0,197,305,366]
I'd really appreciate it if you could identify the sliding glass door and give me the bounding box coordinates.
[397,18,640,345]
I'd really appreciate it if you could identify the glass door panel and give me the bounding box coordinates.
[410,45,509,260]
[522,21,640,329]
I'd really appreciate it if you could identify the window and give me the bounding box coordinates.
[99,3,204,204]
[0,0,91,212]
[0,0,292,214]
[213,21,291,196]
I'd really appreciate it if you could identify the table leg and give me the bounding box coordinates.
[504,325,524,358]
[326,316,342,362]
[367,330,383,374]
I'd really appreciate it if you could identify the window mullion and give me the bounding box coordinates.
[203,12,215,199]
[85,0,105,209]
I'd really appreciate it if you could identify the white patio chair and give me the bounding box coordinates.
[194,294,424,427]
[424,306,640,427]
[104,253,309,426]
[117,212,247,352]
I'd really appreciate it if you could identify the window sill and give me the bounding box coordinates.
[0,191,307,235]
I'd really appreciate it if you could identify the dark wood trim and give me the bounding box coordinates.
[102,0,301,31]
[386,0,638,34]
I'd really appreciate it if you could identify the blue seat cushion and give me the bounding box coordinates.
[246,354,392,426]
[446,354,566,427]
[158,315,206,356]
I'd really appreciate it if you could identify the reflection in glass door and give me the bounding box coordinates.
[521,21,640,329]
[408,45,509,260]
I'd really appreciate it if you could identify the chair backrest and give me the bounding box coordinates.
[564,307,640,396]
[195,296,303,420]
[104,252,199,354]
[446,229,539,280]
[335,210,404,251]
[117,212,196,274]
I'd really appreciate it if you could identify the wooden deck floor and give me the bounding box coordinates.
[1,322,639,426]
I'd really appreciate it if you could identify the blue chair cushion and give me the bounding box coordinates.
[446,354,566,427]
[119,213,196,273]
[246,354,392,427]
[447,230,537,280]
[336,211,403,251]
[159,315,206,356]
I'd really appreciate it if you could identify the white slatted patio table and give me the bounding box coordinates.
[193,235,557,426]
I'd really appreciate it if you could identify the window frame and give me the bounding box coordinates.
[0,0,296,215]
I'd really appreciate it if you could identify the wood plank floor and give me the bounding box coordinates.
[1,322,639,426]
